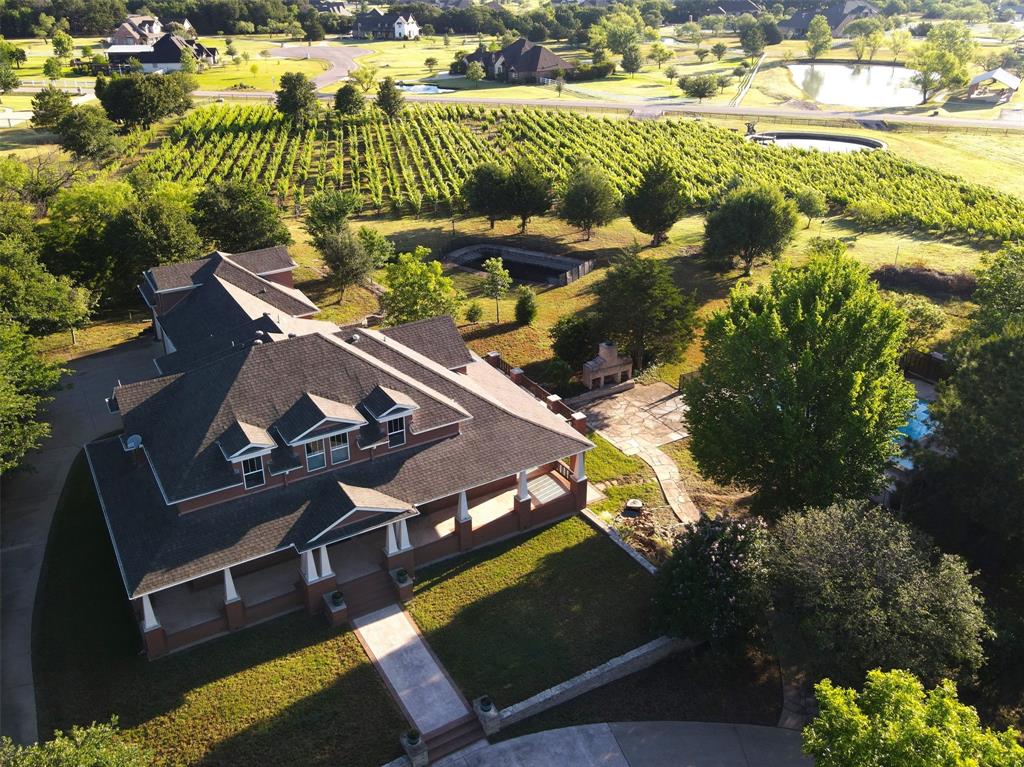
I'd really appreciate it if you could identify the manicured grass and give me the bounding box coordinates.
[496,640,782,739]
[586,432,652,484]
[407,516,658,706]
[36,313,151,362]
[34,453,406,767]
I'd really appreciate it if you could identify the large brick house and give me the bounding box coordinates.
[88,247,592,658]
[463,38,574,82]
[106,32,218,73]
[779,0,880,36]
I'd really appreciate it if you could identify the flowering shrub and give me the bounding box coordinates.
[653,515,768,642]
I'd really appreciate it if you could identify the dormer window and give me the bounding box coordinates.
[387,417,406,448]
[242,456,265,489]
[305,439,327,472]
[330,433,350,464]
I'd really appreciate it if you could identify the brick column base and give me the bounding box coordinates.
[143,625,167,659]
[457,516,473,551]
[385,548,415,575]
[303,577,336,614]
[514,496,531,530]
[225,597,245,630]
[571,478,588,510]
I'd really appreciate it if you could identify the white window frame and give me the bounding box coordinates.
[241,456,265,489]
[305,439,327,472]
[329,432,350,465]
[387,417,406,448]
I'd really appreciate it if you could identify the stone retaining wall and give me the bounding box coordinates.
[498,635,693,727]
[446,244,595,286]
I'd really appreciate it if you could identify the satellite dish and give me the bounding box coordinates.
[125,434,143,450]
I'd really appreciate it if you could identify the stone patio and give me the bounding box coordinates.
[571,383,699,523]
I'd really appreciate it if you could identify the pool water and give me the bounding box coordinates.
[770,137,872,152]
[899,399,933,442]
[787,63,921,107]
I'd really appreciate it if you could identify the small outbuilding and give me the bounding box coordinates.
[967,67,1021,100]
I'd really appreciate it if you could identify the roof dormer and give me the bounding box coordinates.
[362,385,418,421]
[276,392,368,446]
[217,420,276,460]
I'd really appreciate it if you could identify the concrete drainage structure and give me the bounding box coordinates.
[446,244,596,287]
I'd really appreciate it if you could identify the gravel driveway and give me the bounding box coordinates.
[265,44,371,88]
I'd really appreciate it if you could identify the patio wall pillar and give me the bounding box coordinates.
[140,593,167,658]
[300,549,319,584]
[456,490,473,551]
[514,469,532,530]
[224,567,245,630]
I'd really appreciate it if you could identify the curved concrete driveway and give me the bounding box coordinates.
[435,722,810,767]
[0,338,160,744]
[265,43,371,88]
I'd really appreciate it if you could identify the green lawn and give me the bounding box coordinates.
[406,516,659,706]
[497,640,782,740]
[33,453,406,767]
[586,432,651,484]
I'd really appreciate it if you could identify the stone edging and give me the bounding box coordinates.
[579,509,658,576]
[498,635,694,728]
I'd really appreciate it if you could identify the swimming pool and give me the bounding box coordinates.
[899,399,933,443]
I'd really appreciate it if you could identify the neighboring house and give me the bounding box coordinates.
[88,247,593,659]
[315,0,355,15]
[780,0,880,37]
[999,2,1024,20]
[706,0,764,16]
[463,38,575,82]
[354,9,420,39]
[111,13,164,44]
[106,33,218,73]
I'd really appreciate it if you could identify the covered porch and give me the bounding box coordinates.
[135,455,588,658]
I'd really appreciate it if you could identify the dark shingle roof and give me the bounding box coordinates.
[89,325,592,597]
[114,332,471,501]
[275,392,366,444]
[146,248,295,293]
[380,316,474,370]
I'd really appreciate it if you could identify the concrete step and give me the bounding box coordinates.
[343,571,398,618]
[426,714,485,762]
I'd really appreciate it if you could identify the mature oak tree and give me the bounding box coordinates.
[593,247,696,369]
[622,158,687,245]
[462,162,510,229]
[557,162,619,239]
[703,184,798,276]
[276,71,320,128]
[805,670,1024,767]
[315,225,374,301]
[380,247,461,325]
[193,179,291,253]
[770,503,989,685]
[504,158,553,233]
[685,250,915,513]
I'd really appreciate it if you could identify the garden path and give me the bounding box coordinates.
[576,384,699,523]
[353,603,473,736]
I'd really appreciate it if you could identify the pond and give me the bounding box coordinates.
[786,63,921,107]
[750,131,886,153]
[396,84,455,94]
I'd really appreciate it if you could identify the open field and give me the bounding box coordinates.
[33,453,406,767]
[406,516,658,705]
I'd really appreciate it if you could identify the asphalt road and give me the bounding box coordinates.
[264,43,371,88]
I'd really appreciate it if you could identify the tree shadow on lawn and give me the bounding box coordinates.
[32,453,392,738]
[191,657,406,767]
[408,520,659,707]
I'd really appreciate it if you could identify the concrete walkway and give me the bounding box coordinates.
[436,722,810,767]
[579,383,699,523]
[1,338,160,744]
[353,603,471,736]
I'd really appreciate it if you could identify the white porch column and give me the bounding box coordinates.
[517,469,530,502]
[318,544,334,579]
[141,593,160,631]
[224,567,239,602]
[574,451,587,482]
[385,522,399,555]
[301,549,319,583]
[456,490,471,523]
[397,518,411,551]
